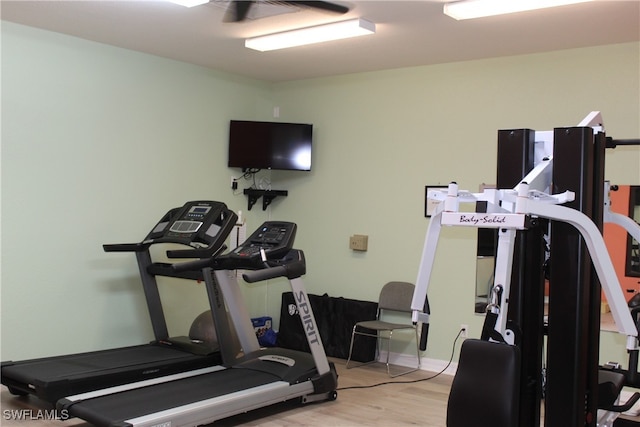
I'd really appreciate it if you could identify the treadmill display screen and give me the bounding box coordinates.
[189,206,211,215]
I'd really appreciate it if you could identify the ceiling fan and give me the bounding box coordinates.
[224,0,350,22]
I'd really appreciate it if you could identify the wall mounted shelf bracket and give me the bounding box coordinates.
[243,189,288,211]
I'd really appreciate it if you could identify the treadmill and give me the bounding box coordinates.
[1,201,237,404]
[57,221,338,427]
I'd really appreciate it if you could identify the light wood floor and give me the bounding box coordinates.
[1,359,452,427]
[4,358,640,426]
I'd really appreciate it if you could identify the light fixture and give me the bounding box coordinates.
[166,0,209,7]
[443,0,594,20]
[245,18,375,52]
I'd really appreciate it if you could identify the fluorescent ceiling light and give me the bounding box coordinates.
[443,0,594,20]
[245,18,375,52]
[166,0,209,7]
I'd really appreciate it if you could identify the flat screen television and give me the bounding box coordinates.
[228,120,313,171]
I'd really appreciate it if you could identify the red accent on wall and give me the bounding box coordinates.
[604,185,638,301]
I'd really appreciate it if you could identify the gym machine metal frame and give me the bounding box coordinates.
[410,112,640,426]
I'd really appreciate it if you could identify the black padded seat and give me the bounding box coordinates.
[598,369,626,410]
[447,339,521,427]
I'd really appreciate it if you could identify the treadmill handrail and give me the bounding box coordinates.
[172,257,216,273]
[243,266,287,283]
[104,208,238,260]
[173,249,306,281]
[103,242,149,252]
[243,250,307,282]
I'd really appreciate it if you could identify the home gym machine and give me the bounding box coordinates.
[1,201,237,404]
[56,221,338,427]
[601,181,640,427]
[410,112,640,427]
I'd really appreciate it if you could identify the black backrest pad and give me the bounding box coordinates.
[447,339,521,427]
[598,369,625,409]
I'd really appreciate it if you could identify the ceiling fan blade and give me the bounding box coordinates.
[224,1,254,22]
[287,1,349,15]
[224,0,348,23]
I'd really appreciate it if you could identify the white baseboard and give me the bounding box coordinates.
[378,350,458,376]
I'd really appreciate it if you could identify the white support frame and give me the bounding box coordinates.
[411,181,638,350]
[412,112,640,349]
[491,228,517,340]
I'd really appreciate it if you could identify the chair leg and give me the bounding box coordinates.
[385,331,393,376]
[347,327,421,377]
[346,325,357,369]
[386,328,421,378]
[346,327,379,370]
[414,327,421,370]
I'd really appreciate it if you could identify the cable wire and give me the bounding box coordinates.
[337,329,464,391]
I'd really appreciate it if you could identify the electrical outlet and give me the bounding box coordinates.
[460,324,468,338]
[349,234,368,251]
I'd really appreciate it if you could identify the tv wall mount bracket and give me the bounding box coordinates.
[243,189,288,211]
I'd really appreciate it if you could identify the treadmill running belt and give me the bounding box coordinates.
[3,345,205,382]
[66,368,279,427]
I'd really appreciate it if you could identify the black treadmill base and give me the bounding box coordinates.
[60,350,338,427]
[1,343,220,404]
[61,368,281,427]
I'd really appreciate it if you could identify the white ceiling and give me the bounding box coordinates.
[2,0,639,82]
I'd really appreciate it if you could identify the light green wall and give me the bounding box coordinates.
[265,42,640,363]
[1,22,273,358]
[2,21,639,369]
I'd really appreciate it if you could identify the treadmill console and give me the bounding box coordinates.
[230,221,297,262]
[146,201,231,248]
[170,221,298,275]
[104,201,237,260]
